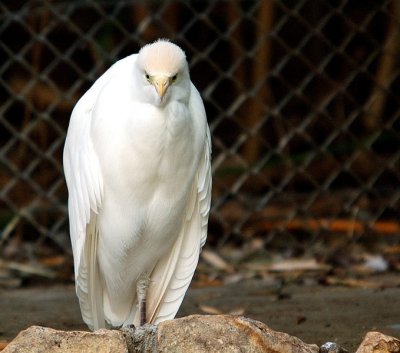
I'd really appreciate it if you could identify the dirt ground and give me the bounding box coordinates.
[1,275,400,352]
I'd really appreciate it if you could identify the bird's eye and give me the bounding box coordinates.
[145,73,150,81]
[171,74,177,82]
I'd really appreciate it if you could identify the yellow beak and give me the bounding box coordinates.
[151,76,170,99]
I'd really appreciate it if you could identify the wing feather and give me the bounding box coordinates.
[63,63,119,329]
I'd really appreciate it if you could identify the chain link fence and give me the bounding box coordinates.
[1,0,399,280]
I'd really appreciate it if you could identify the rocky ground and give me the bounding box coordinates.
[1,274,400,351]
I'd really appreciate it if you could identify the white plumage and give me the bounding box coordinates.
[63,39,211,330]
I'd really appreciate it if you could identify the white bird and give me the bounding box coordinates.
[63,39,211,330]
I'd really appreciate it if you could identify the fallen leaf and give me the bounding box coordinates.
[269,259,331,272]
[0,260,56,279]
[228,307,246,315]
[297,316,306,325]
[324,277,383,289]
[222,273,244,285]
[244,258,330,272]
[201,250,235,273]
[383,245,400,255]
[199,305,223,315]
[198,304,245,316]
[39,256,67,267]
[192,273,223,288]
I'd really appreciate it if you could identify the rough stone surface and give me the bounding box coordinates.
[121,324,157,353]
[2,315,321,353]
[2,326,128,353]
[355,332,400,353]
[157,315,320,353]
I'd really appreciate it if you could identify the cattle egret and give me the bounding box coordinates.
[63,39,211,330]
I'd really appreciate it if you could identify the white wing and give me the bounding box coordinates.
[63,60,126,330]
[142,84,212,325]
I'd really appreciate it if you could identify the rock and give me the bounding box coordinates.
[355,331,400,353]
[157,315,320,353]
[320,342,348,353]
[2,315,320,353]
[121,324,157,353]
[2,326,128,353]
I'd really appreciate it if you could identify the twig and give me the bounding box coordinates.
[0,259,56,279]
[0,215,20,248]
[243,1,274,163]
[363,1,400,131]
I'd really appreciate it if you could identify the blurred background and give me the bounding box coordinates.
[0,0,399,287]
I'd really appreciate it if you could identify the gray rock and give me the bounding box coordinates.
[320,342,348,353]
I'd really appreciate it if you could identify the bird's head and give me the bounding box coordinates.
[136,39,190,106]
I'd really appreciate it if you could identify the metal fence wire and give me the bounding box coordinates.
[1,0,399,277]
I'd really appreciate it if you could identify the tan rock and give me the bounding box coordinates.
[157,315,320,353]
[2,315,320,353]
[355,331,400,353]
[2,326,128,353]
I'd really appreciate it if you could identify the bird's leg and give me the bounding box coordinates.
[137,273,150,326]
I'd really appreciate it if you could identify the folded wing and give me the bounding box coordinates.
[63,64,119,330]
